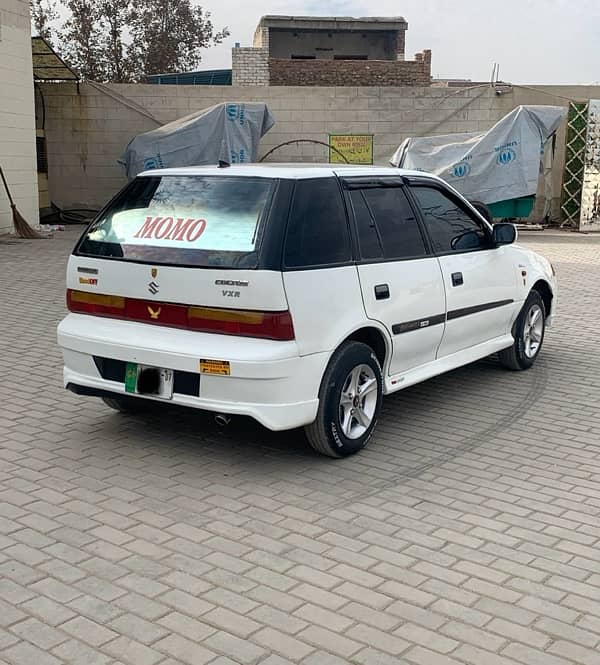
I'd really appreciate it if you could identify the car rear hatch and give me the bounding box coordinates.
[66,172,293,342]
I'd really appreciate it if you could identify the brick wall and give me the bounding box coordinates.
[232,48,269,86]
[269,50,431,87]
[0,0,39,233]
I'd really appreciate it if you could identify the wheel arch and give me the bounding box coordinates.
[313,324,390,403]
[532,279,553,316]
[342,324,390,370]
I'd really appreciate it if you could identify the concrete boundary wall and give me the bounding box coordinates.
[40,82,600,221]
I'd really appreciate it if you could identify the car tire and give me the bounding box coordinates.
[498,290,546,371]
[101,395,147,413]
[305,341,383,458]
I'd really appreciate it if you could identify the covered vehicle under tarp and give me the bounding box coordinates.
[390,105,567,206]
[119,102,275,178]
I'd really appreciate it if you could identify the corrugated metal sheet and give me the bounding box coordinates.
[146,69,232,85]
[32,37,78,81]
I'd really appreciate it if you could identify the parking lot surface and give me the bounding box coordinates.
[1,228,600,665]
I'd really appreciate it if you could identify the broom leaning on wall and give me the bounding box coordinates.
[0,165,47,239]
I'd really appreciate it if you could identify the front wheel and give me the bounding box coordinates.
[499,290,546,370]
[305,341,383,458]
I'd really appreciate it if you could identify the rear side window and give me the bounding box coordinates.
[350,186,428,260]
[284,178,351,268]
[349,190,382,259]
[77,175,274,268]
[411,186,491,254]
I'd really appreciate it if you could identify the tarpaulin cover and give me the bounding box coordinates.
[119,102,275,178]
[390,105,567,204]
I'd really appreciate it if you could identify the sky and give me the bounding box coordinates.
[195,0,600,84]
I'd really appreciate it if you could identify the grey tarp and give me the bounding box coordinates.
[390,105,567,204]
[119,102,275,178]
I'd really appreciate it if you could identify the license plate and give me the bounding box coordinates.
[124,362,174,399]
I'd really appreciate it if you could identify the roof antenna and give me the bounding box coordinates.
[218,160,230,168]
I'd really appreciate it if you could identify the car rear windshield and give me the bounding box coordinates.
[76,175,275,268]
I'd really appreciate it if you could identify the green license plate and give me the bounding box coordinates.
[125,362,138,393]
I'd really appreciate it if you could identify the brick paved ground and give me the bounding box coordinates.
[1,228,600,665]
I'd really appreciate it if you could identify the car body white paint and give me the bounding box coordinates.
[57,164,557,431]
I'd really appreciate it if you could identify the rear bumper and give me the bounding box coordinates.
[58,314,325,431]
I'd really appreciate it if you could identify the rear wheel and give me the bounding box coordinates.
[101,395,147,413]
[499,290,546,370]
[305,341,383,458]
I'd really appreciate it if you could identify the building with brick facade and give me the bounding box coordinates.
[232,15,432,87]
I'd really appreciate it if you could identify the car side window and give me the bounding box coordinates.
[349,189,383,259]
[284,178,351,268]
[350,186,428,260]
[411,186,492,254]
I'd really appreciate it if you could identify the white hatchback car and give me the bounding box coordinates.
[58,164,557,457]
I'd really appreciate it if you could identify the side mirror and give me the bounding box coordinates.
[492,222,517,246]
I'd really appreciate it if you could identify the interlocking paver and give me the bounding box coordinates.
[61,615,119,646]
[52,638,113,665]
[250,604,308,635]
[1,641,62,665]
[102,635,164,665]
[441,621,508,651]
[2,230,600,664]
[108,613,169,645]
[0,630,18,652]
[351,622,413,655]
[501,642,572,665]
[205,630,268,664]
[253,627,315,660]
[9,617,67,650]
[157,611,217,642]
[154,633,217,664]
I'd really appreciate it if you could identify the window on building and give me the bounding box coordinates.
[333,55,368,60]
[36,136,48,174]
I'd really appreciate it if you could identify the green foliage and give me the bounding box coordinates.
[30,0,229,82]
[30,0,59,44]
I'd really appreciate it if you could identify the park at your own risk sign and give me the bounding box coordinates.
[329,134,374,165]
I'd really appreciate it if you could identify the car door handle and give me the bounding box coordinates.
[451,272,464,286]
[374,284,390,300]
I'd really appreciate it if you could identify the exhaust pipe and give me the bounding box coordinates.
[214,413,231,427]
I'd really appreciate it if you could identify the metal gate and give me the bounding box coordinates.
[561,101,589,227]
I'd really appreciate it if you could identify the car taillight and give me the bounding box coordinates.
[66,289,295,341]
[188,306,294,340]
[67,289,125,317]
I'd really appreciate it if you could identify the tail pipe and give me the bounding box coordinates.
[214,413,232,427]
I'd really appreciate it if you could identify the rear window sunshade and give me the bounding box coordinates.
[77,175,276,269]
